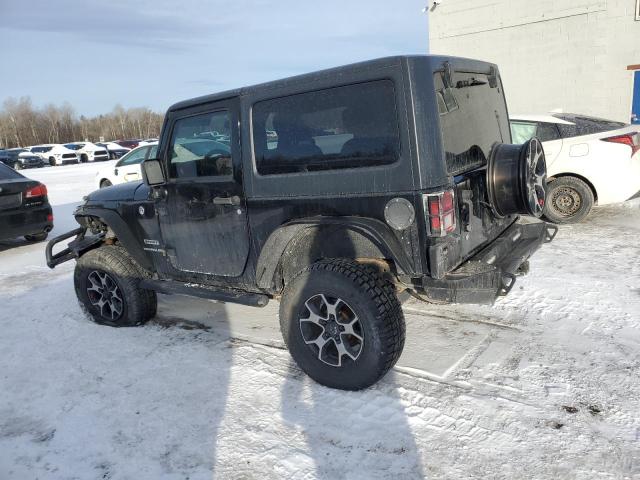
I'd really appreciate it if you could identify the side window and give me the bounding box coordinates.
[252,80,400,175]
[169,111,232,179]
[536,122,561,142]
[117,147,149,167]
[510,122,537,144]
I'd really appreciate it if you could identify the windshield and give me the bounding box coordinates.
[435,69,510,175]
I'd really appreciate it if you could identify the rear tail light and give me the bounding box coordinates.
[424,189,456,236]
[25,184,47,198]
[47,213,53,222]
[601,133,640,156]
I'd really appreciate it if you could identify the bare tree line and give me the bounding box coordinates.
[0,97,164,149]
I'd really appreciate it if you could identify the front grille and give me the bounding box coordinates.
[0,193,22,210]
[62,153,76,159]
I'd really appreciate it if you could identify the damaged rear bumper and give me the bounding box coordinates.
[411,220,557,304]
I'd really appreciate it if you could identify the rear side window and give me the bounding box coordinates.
[252,80,400,175]
[0,163,23,179]
[510,121,561,143]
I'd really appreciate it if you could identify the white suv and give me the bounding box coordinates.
[510,113,640,223]
[64,142,110,162]
[29,144,80,166]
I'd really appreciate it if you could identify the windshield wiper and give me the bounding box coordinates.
[456,78,487,89]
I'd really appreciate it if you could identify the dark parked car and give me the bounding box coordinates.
[0,149,45,170]
[47,55,555,390]
[95,142,130,160]
[0,163,53,242]
[114,139,141,150]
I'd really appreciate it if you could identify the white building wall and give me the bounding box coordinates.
[429,0,640,122]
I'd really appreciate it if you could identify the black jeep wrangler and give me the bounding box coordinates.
[47,55,555,390]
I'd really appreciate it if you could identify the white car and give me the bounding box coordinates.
[510,113,640,223]
[28,144,79,166]
[64,142,110,162]
[95,143,158,189]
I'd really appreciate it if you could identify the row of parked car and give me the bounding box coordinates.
[0,139,158,170]
[91,113,640,224]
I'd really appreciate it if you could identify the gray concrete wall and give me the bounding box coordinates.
[428,0,640,122]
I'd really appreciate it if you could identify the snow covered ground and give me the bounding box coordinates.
[1,163,639,479]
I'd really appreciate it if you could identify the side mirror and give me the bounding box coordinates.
[141,158,165,186]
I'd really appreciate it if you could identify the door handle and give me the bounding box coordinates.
[212,195,241,206]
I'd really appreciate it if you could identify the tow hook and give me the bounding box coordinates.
[544,224,558,243]
[516,261,530,276]
[498,272,517,296]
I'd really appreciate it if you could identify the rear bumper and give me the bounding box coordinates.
[410,220,557,304]
[0,205,53,241]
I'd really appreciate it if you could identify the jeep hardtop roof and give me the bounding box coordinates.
[167,54,499,113]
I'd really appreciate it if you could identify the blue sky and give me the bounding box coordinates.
[0,0,429,116]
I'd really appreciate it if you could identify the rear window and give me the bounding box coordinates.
[435,70,510,175]
[554,114,627,138]
[252,80,400,175]
[0,163,23,179]
[510,121,561,143]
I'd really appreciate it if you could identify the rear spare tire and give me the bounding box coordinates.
[543,176,594,224]
[74,245,157,327]
[487,137,547,217]
[279,259,405,390]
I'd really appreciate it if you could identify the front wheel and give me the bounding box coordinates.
[279,259,405,390]
[13,162,22,170]
[74,245,157,327]
[48,157,56,166]
[100,179,113,188]
[543,176,594,224]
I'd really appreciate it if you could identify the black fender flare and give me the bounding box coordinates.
[255,216,415,291]
[75,207,153,271]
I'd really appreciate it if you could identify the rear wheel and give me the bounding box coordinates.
[279,259,405,390]
[25,232,48,242]
[543,176,594,224]
[100,179,113,188]
[74,245,157,327]
[80,154,88,163]
[13,162,21,170]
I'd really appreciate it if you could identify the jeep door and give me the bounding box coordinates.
[156,99,251,278]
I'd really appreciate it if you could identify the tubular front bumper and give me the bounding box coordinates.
[45,227,104,268]
[414,220,557,304]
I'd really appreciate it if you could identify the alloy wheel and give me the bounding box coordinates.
[86,270,124,321]
[298,294,364,367]
[522,138,547,216]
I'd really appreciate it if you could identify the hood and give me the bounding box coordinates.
[85,180,145,202]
